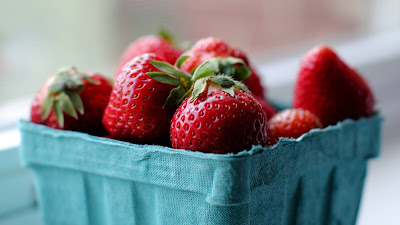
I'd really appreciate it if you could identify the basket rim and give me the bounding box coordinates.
[18,113,381,160]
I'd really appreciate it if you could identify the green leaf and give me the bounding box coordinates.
[53,101,64,128]
[66,90,84,115]
[209,76,236,88]
[147,72,180,86]
[179,73,193,91]
[192,70,215,81]
[56,66,73,74]
[176,55,189,69]
[219,63,236,77]
[224,57,244,65]
[234,65,251,81]
[58,92,78,119]
[192,57,251,82]
[158,29,175,45]
[234,81,251,93]
[189,66,198,75]
[48,75,67,93]
[192,60,218,80]
[41,94,54,121]
[68,75,84,90]
[191,77,208,101]
[149,59,183,78]
[79,74,100,85]
[164,86,186,107]
[221,87,235,97]
[180,86,193,103]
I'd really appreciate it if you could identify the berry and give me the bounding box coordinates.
[30,68,112,136]
[115,35,182,79]
[267,108,323,145]
[293,45,374,126]
[254,96,276,120]
[170,76,268,154]
[178,37,265,97]
[245,67,265,97]
[103,53,175,143]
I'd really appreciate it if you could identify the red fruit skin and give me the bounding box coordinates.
[179,37,265,97]
[103,53,175,143]
[115,36,182,79]
[267,108,323,145]
[31,73,112,136]
[293,45,374,126]
[170,87,268,154]
[254,96,276,120]
[246,68,265,97]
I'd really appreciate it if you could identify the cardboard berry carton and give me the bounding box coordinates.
[19,112,381,225]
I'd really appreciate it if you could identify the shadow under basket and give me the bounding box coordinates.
[19,114,382,225]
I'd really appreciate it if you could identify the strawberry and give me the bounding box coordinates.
[115,33,182,79]
[189,58,274,119]
[254,96,276,120]
[103,53,178,143]
[170,75,268,154]
[293,45,375,126]
[30,67,112,136]
[246,67,265,97]
[178,37,266,97]
[267,108,323,145]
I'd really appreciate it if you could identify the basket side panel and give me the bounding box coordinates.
[104,183,250,225]
[103,179,137,225]
[287,167,335,225]
[249,181,287,225]
[33,166,89,225]
[33,165,252,225]
[328,160,367,225]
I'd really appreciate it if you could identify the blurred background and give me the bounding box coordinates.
[0,0,399,104]
[0,0,399,224]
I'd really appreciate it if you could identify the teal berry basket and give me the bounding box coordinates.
[19,113,382,225]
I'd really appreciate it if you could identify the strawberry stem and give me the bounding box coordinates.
[40,67,100,128]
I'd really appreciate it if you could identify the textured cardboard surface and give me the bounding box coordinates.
[19,115,381,225]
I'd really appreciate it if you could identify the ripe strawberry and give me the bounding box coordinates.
[293,45,374,126]
[103,53,177,143]
[246,67,265,97]
[254,96,276,120]
[267,108,323,145]
[115,34,182,79]
[178,37,266,97]
[30,67,112,135]
[170,75,268,154]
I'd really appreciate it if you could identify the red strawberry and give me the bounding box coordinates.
[246,67,265,97]
[254,96,276,120]
[178,37,266,97]
[293,45,374,126]
[30,67,112,136]
[170,75,268,154]
[115,35,182,79]
[103,53,176,143]
[267,108,323,145]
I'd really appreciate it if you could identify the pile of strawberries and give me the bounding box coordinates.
[31,33,375,154]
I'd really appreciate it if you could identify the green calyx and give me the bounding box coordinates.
[147,56,251,107]
[148,58,193,107]
[158,29,176,46]
[191,75,250,101]
[40,67,99,128]
[192,57,251,82]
